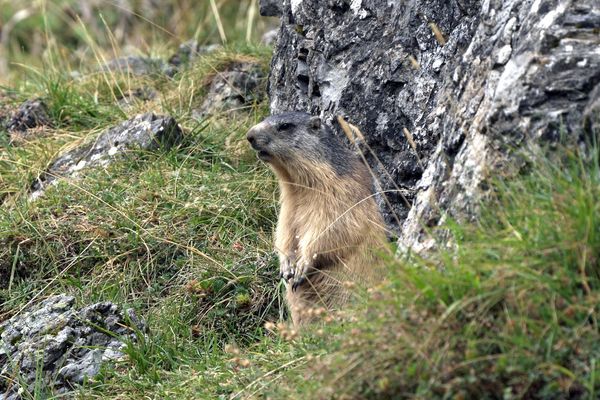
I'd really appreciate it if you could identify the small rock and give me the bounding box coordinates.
[432,57,444,71]
[259,0,282,17]
[494,44,512,66]
[31,113,183,199]
[100,56,167,76]
[117,87,158,108]
[168,41,221,68]
[6,99,52,132]
[195,62,265,117]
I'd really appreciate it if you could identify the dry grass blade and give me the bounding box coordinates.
[246,0,258,43]
[210,0,228,44]
[0,7,34,75]
[337,116,364,144]
[408,55,420,70]
[429,22,446,46]
[402,127,424,170]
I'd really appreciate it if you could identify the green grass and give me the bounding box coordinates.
[0,0,276,84]
[1,7,599,398]
[1,42,285,398]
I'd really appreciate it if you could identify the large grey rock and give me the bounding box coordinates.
[0,295,144,398]
[263,0,600,251]
[194,62,266,118]
[31,113,183,199]
[5,99,51,133]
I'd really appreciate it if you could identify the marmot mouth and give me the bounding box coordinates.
[257,150,272,161]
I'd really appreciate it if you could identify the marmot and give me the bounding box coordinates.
[247,112,388,326]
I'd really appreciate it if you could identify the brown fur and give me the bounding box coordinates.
[247,113,389,326]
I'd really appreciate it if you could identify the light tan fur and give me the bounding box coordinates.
[247,115,389,326]
[271,157,388,325]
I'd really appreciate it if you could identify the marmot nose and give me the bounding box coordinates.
[247,127,268,150]
[247,130,256,146]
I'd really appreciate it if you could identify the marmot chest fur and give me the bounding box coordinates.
[247,112,388,326]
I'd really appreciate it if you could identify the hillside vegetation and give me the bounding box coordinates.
[0,2,598,399]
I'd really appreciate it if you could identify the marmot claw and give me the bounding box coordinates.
[284,270,295,281]
[280,256,295,282]
[291,276,306,291]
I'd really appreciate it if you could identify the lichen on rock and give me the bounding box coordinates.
[0,295,144,399]
[5,99,52,133]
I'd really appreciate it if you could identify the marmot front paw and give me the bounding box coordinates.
[280,255,296,282]
[290,259,310,291]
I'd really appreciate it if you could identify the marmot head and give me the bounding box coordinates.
[246,112,355,179]
[246,112,322,162]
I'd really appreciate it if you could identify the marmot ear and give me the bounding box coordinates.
[309,116,321,130]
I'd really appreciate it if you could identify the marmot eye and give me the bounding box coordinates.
[277,122,293,131]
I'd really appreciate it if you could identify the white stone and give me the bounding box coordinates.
[291,0,302,15]
[495,45,512,65]
[72,160,87,172]
[538,1,568,30]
